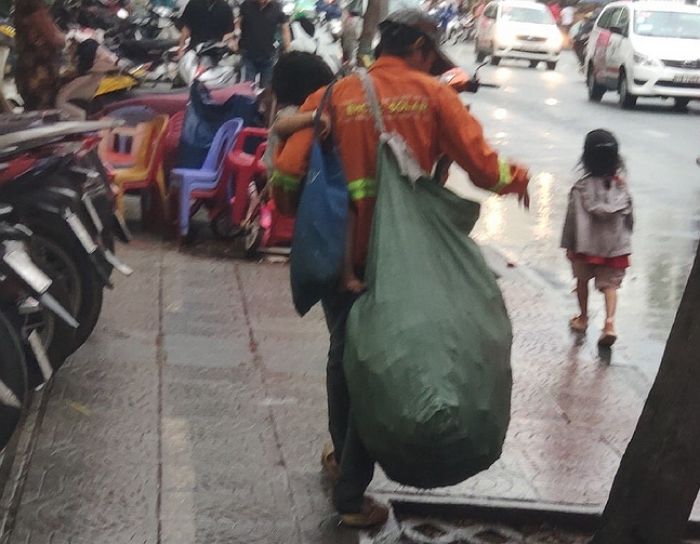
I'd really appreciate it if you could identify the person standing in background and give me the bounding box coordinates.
[237,0,291,87]
[14,0,65,109]
[560,2,576,37]
[548,0,561,24]
[177,0,235,58]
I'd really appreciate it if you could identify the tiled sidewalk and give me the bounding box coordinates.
[0,235,679,544]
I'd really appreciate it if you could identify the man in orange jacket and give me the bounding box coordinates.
[272,9,529,528]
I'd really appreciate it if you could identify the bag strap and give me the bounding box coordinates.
[314,80,336,139]
[356,68,386,135]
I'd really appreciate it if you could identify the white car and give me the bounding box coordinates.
[585,1,700,110]
[475,0,563,70]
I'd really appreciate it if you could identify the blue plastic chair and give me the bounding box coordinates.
[171,117,244,238]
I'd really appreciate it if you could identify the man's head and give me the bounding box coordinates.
[377,9,455,75]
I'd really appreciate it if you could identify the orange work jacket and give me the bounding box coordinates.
[272,55,525,268]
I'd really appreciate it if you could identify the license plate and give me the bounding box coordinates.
[65,212,98,254]
[673,74,700,84]
[28,330,53,382]
[82,194,104,233]
[3,249,52,294]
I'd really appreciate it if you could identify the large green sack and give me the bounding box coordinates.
[343,95,513,488]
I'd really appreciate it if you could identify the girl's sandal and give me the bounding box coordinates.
[598,319,618,347]
[569,315,588,333]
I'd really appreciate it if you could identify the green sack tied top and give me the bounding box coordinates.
[343,69,513,489]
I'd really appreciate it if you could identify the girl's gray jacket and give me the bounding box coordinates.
[561,175,633,257]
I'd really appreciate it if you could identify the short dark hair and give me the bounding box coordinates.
[271,52,335,107]
[581,129,623,178]
[376,21,433,58]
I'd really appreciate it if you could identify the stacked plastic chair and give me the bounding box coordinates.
[170,117,244,241]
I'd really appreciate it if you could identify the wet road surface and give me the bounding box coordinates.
[446,45,700,379]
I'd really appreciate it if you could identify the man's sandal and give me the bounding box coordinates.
[321,442,341,483]
[569,315,588,333]
[340,497,390,528]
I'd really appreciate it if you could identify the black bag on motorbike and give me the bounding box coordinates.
[176,81,258,169]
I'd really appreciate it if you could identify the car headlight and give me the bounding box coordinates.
[546,32,563,50]
[633,52,661,68]
[495,28,516,47]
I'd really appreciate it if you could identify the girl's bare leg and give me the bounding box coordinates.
[603,288,618,333]
[577,279,589,319]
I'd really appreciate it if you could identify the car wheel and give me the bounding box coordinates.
[619,69,637,109]
[673,98,690,112]
[587,65,605,102]
[490,55,501,66]
[529,60,539,68]
[546,61,557,71]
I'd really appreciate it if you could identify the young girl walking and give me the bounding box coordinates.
[561,129,633,347]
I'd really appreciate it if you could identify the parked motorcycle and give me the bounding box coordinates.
[177,41,240,88]
[0,115,132,350]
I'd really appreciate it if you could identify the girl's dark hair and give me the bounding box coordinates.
[581,129,624,179]
[375,21,433,58]
[271,52,334,107]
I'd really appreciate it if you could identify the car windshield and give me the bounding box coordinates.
[634,10,700,39]
[501,6,554,24]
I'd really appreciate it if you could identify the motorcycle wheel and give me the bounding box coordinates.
[27,221,104,352]
[0,310,27,452]
[22,281,77,389]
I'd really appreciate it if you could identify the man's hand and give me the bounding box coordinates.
[318,112,331,139]
[500,163,530,209]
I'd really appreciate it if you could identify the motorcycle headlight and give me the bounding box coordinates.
[117,7,129,19]
[283,3,294,15]
[633,52,662,68]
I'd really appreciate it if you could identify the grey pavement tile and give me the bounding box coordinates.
[161,415,281,479]
[162,378,267,419]
[160,490,299,544]
[163,333,251,368]
[254,329,328,377]
[71,334,158,367]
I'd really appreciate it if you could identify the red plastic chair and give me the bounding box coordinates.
[223,127,269,228]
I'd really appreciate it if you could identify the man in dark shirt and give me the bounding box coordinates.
[177,0,235,58]
[236,0,291,87]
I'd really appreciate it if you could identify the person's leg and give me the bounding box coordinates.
[259,56,275,88]
[334,414,375,514]
[577,278,589,319]
[241,55,258,83]
[321,291,355,458]
[602,288,617,333]
[570,261,591,331]
[321,291,376,516]
[595,267,624,346]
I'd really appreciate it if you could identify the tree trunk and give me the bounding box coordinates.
[591,245,700,544]
[357,0,387,63]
